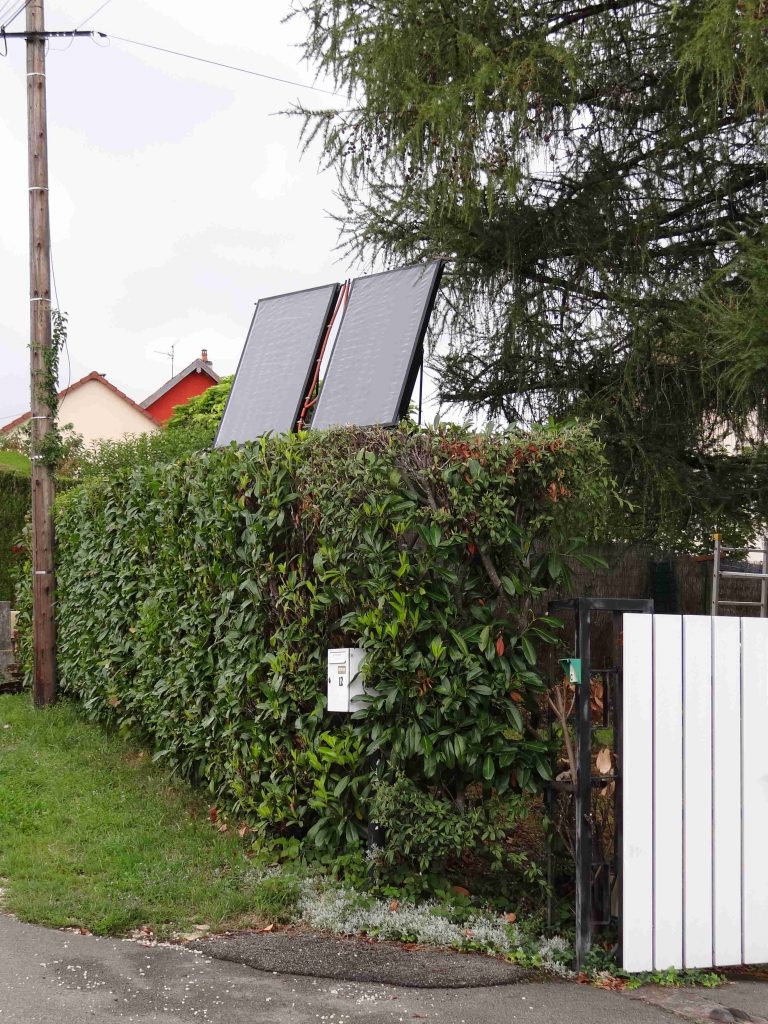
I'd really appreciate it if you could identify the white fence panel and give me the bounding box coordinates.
[741,618,768,965]
[622,614,654,973]
[712,617,742,967]
[681,615,712,969]
[622,613,768,972]
[652,615,683,970]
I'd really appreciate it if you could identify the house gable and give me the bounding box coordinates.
[1,372,159,446]
[141,352,220,424]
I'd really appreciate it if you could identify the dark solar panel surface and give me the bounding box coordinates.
[310,261,443,431]
[215,283,339,446]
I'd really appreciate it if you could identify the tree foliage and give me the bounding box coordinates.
[165,376,233,442]
[294,0,768,548]
[16,423,612,863]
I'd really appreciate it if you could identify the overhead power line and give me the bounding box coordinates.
[0,0,31,29]
[105,33,343,97]
[75,0,112,31]
[0,0,19,24]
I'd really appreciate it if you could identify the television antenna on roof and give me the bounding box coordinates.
[155,341,177,378]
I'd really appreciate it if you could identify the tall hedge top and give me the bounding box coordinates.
[21,422,612,854]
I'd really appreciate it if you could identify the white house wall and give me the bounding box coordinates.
[57,379,158,445]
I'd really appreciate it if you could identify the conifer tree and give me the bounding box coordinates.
[295,0,768,548]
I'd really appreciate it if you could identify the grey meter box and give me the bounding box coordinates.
[327,648,366,713]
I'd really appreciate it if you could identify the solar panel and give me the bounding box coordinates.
[215,283,340,446]
[310,261,444,431]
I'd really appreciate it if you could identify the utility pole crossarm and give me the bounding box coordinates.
[1,30,106,37]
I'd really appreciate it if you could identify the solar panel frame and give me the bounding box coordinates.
[310,260,444,432]
[214,282,340,447]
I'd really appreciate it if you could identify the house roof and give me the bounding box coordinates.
[0,371,160,434]
[140,357,220,411]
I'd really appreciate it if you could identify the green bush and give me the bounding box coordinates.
[165,376,233,442]
[76,425,214,480]
[17,423,612,859]
[370,771,536,886]
[0,468,29,602]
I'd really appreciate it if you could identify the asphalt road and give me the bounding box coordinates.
[1,915,767,1024]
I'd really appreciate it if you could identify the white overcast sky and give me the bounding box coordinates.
[0,0,362,424]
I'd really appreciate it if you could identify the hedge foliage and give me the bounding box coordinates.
[18,423,612,855]
[0,468,29,602]
[165,375,233,443]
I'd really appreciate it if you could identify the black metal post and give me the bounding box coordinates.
[612,610,625,965]
[574,600,593,969]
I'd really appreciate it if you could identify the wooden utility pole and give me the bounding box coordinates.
[26,0,57,706]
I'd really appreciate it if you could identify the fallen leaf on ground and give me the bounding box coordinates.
[389,899,399,912]
[504,912,517,924]
[594,975,626,990]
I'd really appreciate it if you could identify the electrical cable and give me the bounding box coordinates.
[75,0,112,30]
[0,409,30,425]
[105,33,343,97]
[54,0,114,51]
[1,0,31,30]
[49,240,71,395]
[0,0,21,25]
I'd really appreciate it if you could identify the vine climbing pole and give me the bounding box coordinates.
[27,0,57,706]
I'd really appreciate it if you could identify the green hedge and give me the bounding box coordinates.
[0,468,29,602]
[17,423,611,854]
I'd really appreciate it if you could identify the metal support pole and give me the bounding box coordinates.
[574,600,593,969]
[0,602,12,687]
[417,345,424,426]
[711,534,721,617]
[612,611,624,958]
[760,536,767,619]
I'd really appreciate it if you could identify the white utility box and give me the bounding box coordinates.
[327,647,366,713]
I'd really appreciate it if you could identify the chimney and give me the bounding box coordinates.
[201,349,211,365]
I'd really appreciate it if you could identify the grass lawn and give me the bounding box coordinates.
[0,450,31,474]
[0,696,731,989]
[0,693,298,938]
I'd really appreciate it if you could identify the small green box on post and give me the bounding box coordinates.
[559,657,582,685]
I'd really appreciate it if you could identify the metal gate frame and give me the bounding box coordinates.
[547,597,654,970]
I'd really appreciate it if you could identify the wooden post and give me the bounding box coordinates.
[0,602,12,688]
[27,0,57,706]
